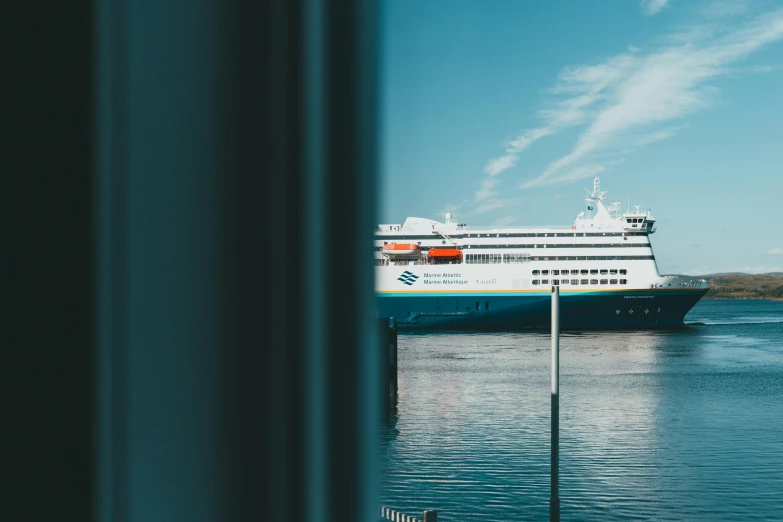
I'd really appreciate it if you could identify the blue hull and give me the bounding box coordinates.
[377,289,708,330]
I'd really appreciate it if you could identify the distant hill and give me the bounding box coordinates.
[702,272,783,277]
[677,273,783,299]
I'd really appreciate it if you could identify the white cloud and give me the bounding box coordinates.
[468,5,783,220]
[473,200,506,215]
[475,178,499,201]
[764,247,783,256]
[521,163,605,189]
[700,0,748,19]
[641,0,668,16]
[472,155,516,211]
[738,64,782,73]
[483,155,517,176]
[513,7,783,189]
[493,215,517,226]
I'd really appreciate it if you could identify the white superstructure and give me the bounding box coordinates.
[375,177,706,294]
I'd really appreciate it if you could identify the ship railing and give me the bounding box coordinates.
[465,224,571,231]
[376,258,446,266]
[655,276,709,288]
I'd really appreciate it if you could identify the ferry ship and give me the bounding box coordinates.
[375,177,708,330]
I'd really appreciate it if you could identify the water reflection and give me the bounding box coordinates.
[380,301,783,521]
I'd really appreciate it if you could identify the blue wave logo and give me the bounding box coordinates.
[397,271,420,286]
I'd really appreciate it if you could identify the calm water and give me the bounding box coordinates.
[379,300,783,521]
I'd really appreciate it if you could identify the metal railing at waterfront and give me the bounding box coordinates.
[379,506,437,522]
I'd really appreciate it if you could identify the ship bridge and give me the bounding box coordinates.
[573,177,656,233]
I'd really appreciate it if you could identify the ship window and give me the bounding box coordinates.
[384,242,388,245]
[610,269,617,275]
[542,270,549,275]
[580,269,587,275]
[542,279,549,284]
[590,279,598,284]
[600,269,608,275]
[620,279,628,284]
[590,269,598,275]
[485,301,490,310]
[571,279,579,285]
[581,279,589,285]
[620,269,627,275]
[626,219,632,223]
[600,279,608,284]
[610,279,618,284]
[504,253,530,263]
[560,280,568,285]
[552,279,559,285]
[476,301,480,310]
[552,270,560,275]
[532,280,540,285]
[532,270,540,275]
[571,270,579,275]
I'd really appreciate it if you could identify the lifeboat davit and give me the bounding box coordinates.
[426,248,462,261]
[382,243,421,256]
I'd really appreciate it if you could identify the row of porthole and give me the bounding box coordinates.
[616,307,662,315]
[534,279,628,285]
[534,268,627,276]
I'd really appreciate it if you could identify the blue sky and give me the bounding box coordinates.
[380,0,783,275]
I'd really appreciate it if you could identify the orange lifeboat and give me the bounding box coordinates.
[426,248,462,263]
[382,243,421,257]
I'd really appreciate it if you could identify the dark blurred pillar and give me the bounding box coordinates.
[4,2,94,521]
[95,2,379,522]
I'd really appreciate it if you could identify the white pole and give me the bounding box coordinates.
[551,285,560,522]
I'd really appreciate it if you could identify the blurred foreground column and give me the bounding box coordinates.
[95,1,379,522]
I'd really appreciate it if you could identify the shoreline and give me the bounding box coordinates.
[702,296,783,301]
